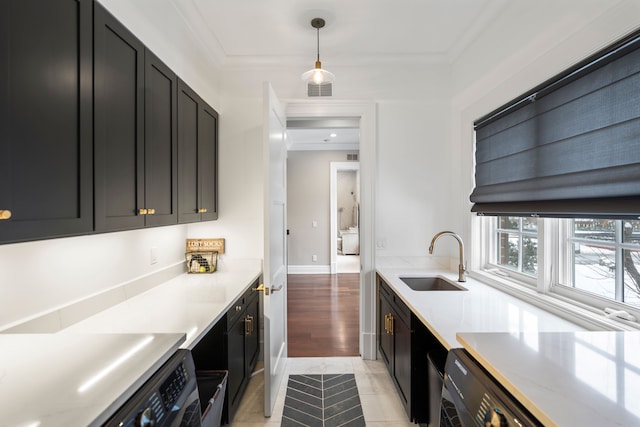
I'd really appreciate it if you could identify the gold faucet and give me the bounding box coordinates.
[429,231,467,282]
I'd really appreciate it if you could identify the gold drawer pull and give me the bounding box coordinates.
[197,208,208,213]
[138,208,148,215]
[147,208,155,215]
[0,210,11,220]
[245,315,254,335]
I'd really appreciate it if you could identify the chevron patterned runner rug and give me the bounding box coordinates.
[281,374,365,427]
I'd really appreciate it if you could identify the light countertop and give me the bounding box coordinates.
[62,258,263,349]
[0,333,185,427]
[375,264,585,350]
[377,259,639,427]
[1,258,262,426]
[458,331,640,427]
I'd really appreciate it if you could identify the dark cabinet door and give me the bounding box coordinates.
[198,104,218,221]
[94,2,145,232]
[0,0,93,244]
[144,50,178,227]
[244,293,260,375]
[378,295,394,371]
[177,79,218,223]
[226,314,246,420]
[394,314,412,412]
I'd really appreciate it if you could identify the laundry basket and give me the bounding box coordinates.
[197,370,228,427]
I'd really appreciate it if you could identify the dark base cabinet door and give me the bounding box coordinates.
[226,314,246,421]
[394,313,412,413]
[0,0,93,244]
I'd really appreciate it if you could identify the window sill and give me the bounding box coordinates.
[469,270,640,331]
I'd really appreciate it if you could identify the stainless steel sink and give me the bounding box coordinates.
[399,276,468,291]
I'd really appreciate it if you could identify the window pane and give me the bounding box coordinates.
[573,243,615,299]
[623,249,640,307]
[574,219,616,242]
[623,220,640,245]
[523,237,538,275]
[522,217,538,232]
[498,232,519,270]
[499,216,519,230]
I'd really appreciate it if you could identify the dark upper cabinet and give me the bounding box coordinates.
[177,80,218,223]
[94,2,145,232]
[1,1,214,244]
[144,50,178,227]
[94,3,178,231]
[0,0,93,244]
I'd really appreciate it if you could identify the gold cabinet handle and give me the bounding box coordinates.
[147,208,155,215]
[197,208,208,213]
[390,315,394,336]
[384,314,390,334]
[138,208,148,215]
[0,210,11,220]
[245,315,254,335]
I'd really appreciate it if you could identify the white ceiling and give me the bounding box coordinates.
[162,0,626,150]
[168,0,508,150]
[169,0,508,67]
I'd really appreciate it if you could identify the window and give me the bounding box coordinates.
[482,217,640,318]
[560,219,640,308]
[495,216,538,276]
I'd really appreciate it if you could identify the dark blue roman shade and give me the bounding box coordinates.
[471,28,640,219]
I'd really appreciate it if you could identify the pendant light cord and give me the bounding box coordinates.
[316,27,320,62]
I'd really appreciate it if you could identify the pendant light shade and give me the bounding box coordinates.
[301,18,334,86]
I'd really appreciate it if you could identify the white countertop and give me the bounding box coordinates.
[375,265,585,349]
[1,258,261,426]
[457,331,640,427]
[0,333,185,427]
[62,259,263,349]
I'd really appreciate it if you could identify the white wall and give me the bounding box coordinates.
[219,61,455,260]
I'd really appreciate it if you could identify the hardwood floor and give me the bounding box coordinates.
[287,273,360,357]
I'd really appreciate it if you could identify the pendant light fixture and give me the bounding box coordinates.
[301,18,335,87]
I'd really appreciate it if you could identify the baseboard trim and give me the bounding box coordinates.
[288,265,331,275]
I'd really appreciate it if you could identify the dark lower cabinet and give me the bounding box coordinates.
[192,280,260,425]
[378,275,437,424]
[177,80,218,223]
[94,3,178,232]
[0,0,93,244]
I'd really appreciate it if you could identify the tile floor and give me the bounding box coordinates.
[231,357,417,427]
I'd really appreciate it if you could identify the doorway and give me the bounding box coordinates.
[285,120,361,357]
[332,162,360,275]
[284,101,376,360]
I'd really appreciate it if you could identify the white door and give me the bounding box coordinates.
[262,82,288,417]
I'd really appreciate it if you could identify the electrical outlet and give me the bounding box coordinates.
[150,247,158,265]
[312,254,318,262]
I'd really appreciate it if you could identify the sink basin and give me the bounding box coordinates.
[399,276,467,291]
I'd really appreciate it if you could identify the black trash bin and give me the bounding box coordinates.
[428,351,447,427]
[197,370,228,427]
